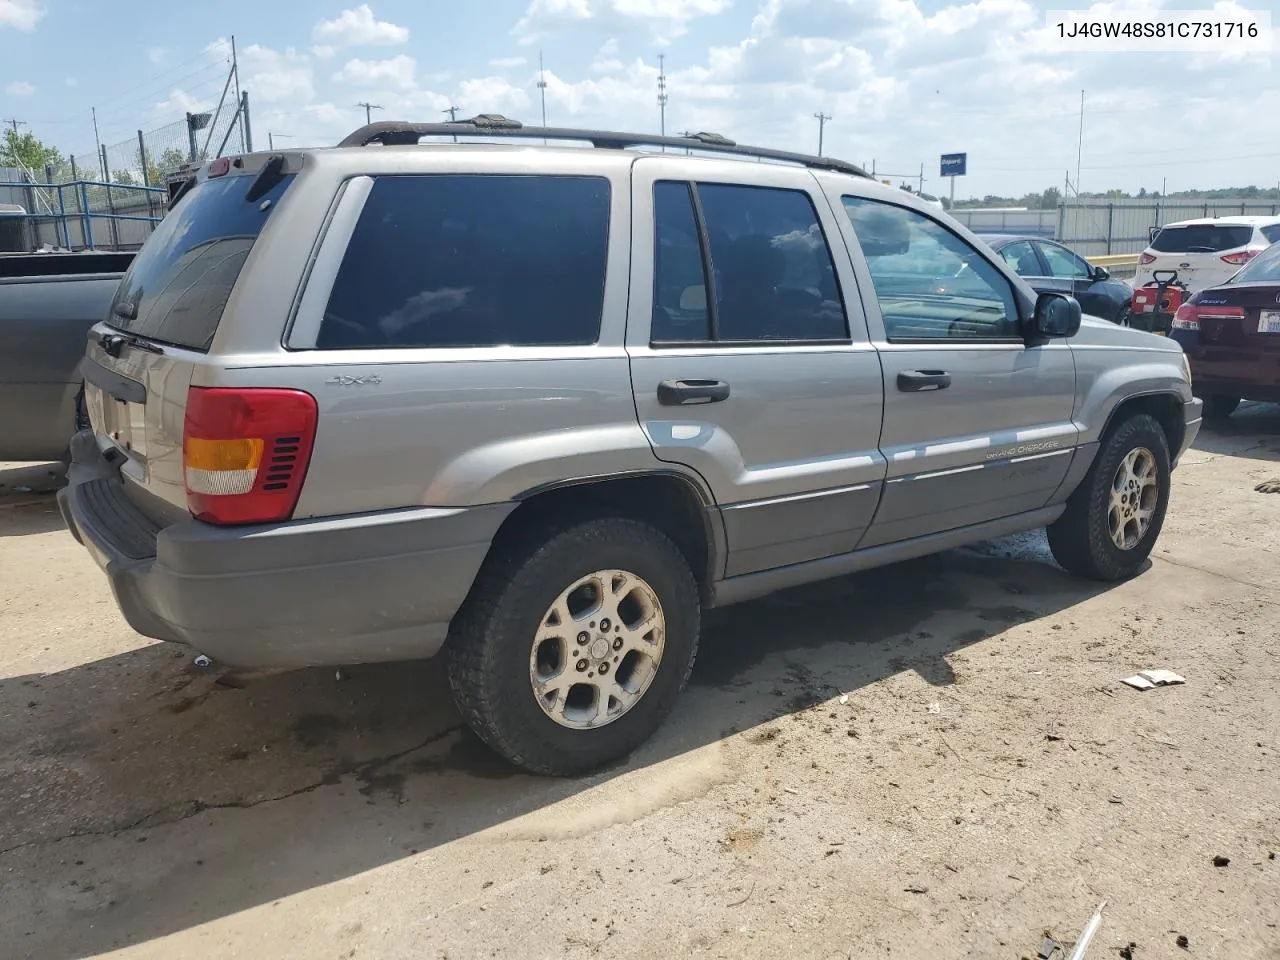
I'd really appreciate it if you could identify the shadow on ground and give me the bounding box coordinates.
[1193,401,1280,463]
[0,462,67,538]
[0,528,1121,960]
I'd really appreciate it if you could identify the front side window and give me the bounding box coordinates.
[842,196,1020,340]
[650,180,848,344]
[1038,242,1092,279]
[319,175,610,349]
[998,240,1041,277]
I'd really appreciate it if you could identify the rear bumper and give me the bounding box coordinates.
[57,431,514,669]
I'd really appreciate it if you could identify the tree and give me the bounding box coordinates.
[157,147,188,176]
[111,170,137,186]
[0,129,63,172]
[1039,186,1062,209]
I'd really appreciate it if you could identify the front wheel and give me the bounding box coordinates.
[1047,414,1171,581]
[446,516,701,776]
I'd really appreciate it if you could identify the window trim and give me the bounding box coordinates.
[299,172,613,351]
[1036,239,1092,280]
[840,194,1025,345]
[649,178,852,349]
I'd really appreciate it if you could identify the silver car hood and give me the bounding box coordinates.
[1071,314,1182,352]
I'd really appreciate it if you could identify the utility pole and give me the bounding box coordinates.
[918,162,924,195]
[813,112,830,157]
[92,107,103,179]
[3,118,26,135]
[357,101,383,125]
[1075,88,1084,199]
[657,54,668,137]
[443,105,462,143]
[268,132,294,151]
[231,35,245,153]
[537,51,548,127]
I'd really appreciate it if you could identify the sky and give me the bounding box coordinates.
[1,0,1277,199]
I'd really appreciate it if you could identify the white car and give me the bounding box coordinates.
[1135,215,1280,293]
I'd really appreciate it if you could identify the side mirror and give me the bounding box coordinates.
[1092,265,1110,281]
[1032,292,1082,339]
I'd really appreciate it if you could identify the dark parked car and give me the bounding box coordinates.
[980,235,1134,324]
[1171,240,1280,421]
[0,251,133,462]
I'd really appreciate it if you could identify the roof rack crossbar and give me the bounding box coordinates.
[337,118,870,178]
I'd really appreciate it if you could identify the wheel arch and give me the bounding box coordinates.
[480,469,724,604]
[1099,391,1184,457]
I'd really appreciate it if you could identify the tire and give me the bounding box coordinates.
[1203,395,1240,422]
[1047,413,1171,582]
[446,516,701,776]
[1113,303,1131,327]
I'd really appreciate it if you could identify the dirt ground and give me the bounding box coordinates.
[1,408,1278,960]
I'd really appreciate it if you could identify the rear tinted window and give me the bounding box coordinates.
[1230,241,1280,283]
[107,173,294,351]
[318,175,610,349]
[1150,225,1253,253]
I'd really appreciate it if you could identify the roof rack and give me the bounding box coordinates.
[336,114,870,179]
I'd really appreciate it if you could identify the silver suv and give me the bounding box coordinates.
[59,118,1202,775]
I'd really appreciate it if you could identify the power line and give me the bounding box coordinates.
[357,102,384,125]
[813,112,830,157]
[3,118,27,135]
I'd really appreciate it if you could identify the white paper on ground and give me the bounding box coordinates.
[1120,669,1186,690]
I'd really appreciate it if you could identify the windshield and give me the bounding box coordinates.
[106,173,295,351]
[1228,241,1280,284]
[1150,224,1253,253]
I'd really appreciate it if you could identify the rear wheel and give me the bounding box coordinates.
[446,516,701,776]
[1113,303,1131,326]
[1047,413,1171,582]
[1203,395,1240,422]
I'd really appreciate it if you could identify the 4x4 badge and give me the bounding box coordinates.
[326,374,382,386]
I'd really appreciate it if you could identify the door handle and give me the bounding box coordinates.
[657,379,731,406]
[897,370,952,392]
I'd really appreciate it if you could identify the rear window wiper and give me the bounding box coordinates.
[99,329,163,357]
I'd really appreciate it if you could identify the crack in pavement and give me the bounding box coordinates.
[0,723,465,860]
[1154,553,1279,600]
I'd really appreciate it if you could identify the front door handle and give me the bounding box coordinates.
[657,379,731,406]
[897,370,952,392]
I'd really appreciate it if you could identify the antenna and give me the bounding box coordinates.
[537,52,548,128]
[657,54,668,137]
[356,101,383,125]
[812,112,831,157]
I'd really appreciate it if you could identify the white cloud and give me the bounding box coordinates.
[5,80,36,96]
[154,88,211,116]
[313,5,409,47]
[333,54,417,90]
[455,76,533,117]
[0,0,42,30]
[491,56,528,68]
[311,44,336,59]
[592,37,624,71]
[148,47,167,65]
[515,0,730,41]
[243,44,315,103]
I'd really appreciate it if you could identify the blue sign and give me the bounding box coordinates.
[940,153,967,177]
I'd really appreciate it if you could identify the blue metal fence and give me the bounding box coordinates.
[0,176,166,252]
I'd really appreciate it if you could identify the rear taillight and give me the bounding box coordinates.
[1172,304,1200,330]
[1174,304,1246,331]
[1220,250,1258,265]
[183,387,318,525]
[1138,252,1157,265]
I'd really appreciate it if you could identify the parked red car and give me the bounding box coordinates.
[1171,241,1280,421]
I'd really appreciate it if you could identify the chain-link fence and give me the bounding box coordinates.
[98,99,247,190]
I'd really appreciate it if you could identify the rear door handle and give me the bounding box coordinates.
[897,370,951,392]
[657,379,731,406]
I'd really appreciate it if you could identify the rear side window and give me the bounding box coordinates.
[1150,225,1253,253]
[650,180,848,344]
[319,175,610,349]
[107,173,295,351]
[1261,224,1280,244]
